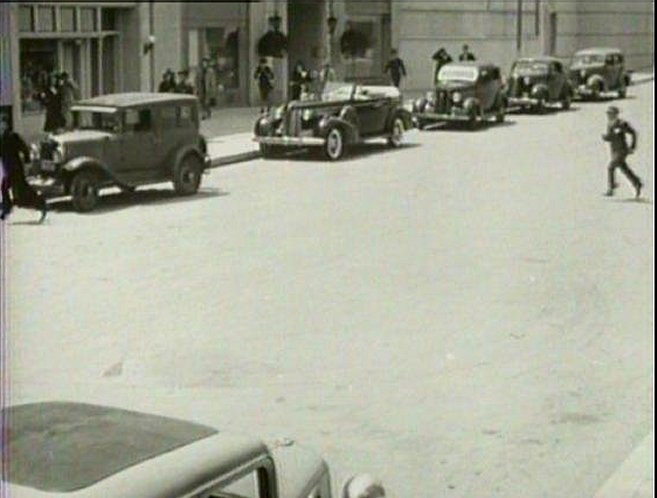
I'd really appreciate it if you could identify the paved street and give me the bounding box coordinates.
[4,81,653,497]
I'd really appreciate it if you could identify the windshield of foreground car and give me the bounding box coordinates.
[513,61,549,74]
[438,66,478,83]
[573,54,605,65]
[321,82,354,101]
[73,108,120,132]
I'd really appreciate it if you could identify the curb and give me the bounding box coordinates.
[209,150,261,168]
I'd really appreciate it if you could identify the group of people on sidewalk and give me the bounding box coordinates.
[40,71,80,133]
[158,58,217,120]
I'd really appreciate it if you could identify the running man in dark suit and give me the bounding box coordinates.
[602,106,642,198]
[384,49,407,88]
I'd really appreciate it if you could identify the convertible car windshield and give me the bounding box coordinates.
[321,82,355,101]
[513,61,549,74]
[73,107,120,132]
[574,54,605,65]
[438,66,478,83]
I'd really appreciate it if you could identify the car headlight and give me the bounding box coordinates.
[52,145,65,164]
[29,143,40,162]
[452,92,462,104]
[302,109,314,121]
[425,91,434,101]
[580,69,586,79]
[274,106,285,120]
[523,76,531,85]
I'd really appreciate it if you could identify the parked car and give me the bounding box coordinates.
[2,401,353,498]
[506,56,573,112]
[253,82,412,161]
[569,47,630,100]
[29,93,211,212]
[412,62,506,129]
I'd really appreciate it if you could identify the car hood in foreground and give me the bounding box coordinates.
[271,441,330,498]
[48,130,114,145]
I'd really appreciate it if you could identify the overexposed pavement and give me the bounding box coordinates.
[4,82,654,497]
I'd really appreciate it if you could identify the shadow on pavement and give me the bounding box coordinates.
[507,106,580,116]
[48,188,229,215]
[264,142,421,163]
[610,197,652,205]
[420,120,517,132]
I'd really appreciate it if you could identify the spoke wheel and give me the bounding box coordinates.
[324,127,345,161]
[387,117,405,147]
[173,154,203,195]
[70,171,100,213]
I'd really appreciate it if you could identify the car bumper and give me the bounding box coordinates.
[508,96,541,106]
[413,109,472,122]
[575,84,596,96]
[253,136,326,147]
[28,176,65,197]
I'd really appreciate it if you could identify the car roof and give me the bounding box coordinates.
[443,61,499,70]
[574,47,623,56]
[76,92,197,108]
[3,402,269,497]
[515,56,561,64]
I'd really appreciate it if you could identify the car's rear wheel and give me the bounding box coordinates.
[495,99,506,123]
[591,81,603,100]
[387,117,405,147]
[617,82,627,99]
[324,126,345,161]
[467,107,479,130]
[173,154,203,195]
[561,92,571,110]
[70,170,100,213]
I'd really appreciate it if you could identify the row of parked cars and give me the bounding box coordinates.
[26,47,631,212]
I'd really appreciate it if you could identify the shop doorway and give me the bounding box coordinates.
[287,0,326,86]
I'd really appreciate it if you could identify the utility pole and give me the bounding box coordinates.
[516,0,523,54]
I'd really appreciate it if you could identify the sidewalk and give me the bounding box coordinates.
[593,432,654,498]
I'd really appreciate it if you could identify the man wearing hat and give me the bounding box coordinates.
[602,106,642,198]
[175,70,194,95]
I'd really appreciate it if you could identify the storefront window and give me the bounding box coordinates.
[19,6,34,32]
[80,8,96,32]
[61,7,76,32]
[37,6,55,32]
[20,39,57,113]
[101,8,117,31]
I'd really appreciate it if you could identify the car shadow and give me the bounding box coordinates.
[420,120,517,132]
[507,106,580,116]
[576,94,636,103]
[48,187,229,215]
[265,142,421,162]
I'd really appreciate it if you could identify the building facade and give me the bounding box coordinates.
[1,1,653,134]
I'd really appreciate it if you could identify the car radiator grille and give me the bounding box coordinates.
[435,90,451,113]
[284,110,302,136]
[40,141,57,160]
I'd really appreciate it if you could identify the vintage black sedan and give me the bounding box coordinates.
[253,82,412,161]
[569,47,630,100]
[412,62,506,129]
[507,56,573,112]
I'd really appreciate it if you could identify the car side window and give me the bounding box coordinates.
[124,108,152,133]
[179,105,194,127]
[605,55,614,65]
[205,467,271,498]
[554,62,563,74]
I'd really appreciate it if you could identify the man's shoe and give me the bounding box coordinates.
[38,205,48,224]
[635,183,642,199]
[604,190,614,197]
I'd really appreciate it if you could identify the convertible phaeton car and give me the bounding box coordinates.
[506,56,573,112]
[253,82,412,161]
[412,61,506,129]
[28,93,211,212]
[569,47,630,100]
[2,401,349,497]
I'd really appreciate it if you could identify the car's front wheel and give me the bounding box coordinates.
[387,117,405,147]
[260,143,285,158]
[70,170,100,213]
[324,126,345,161]
[560,91,572,110]
[173,154,203,195]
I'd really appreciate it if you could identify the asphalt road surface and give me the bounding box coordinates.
[5,82,653,497]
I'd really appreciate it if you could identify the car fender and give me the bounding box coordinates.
[586,73,605,90]
[60,156,122,191]
[386,108,412,132]
[172,144,207,174]
[464,97,480,113]
[318,115,359,144]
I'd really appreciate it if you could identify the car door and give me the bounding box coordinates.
[118,107,158,183]
[351,87,387,136]
[153,104,187,181]
[604,54,616,90]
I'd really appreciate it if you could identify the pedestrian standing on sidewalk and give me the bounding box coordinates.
[384,49,407,89]
[254,58,275,113]
[195,58,216,120]
[602,106,643,198]
[458,44,476,62]
[59,71,80,129]
[158,69,176,92]
[41,73,65,133]
[0,113,48,222]
[175,70,194,95]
